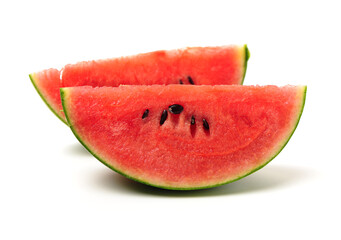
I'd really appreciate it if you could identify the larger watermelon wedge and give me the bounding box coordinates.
[61,85,306,190]
[30,45,249,124]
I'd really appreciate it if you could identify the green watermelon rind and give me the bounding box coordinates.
[241,44,250,85]
[61,86,306,191]
[29,74,68,125]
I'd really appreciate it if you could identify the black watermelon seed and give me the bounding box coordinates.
[188,76,194,85]
[160,110,168,125]
[191,115,195,125]
[203,119,209,130]
[179,79,183,84]
[142,109,149,119]
[168,104,184,114]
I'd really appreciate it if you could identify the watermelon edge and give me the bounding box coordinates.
[61,86,306,191]
[226,85,307,187]
[241,44,250,85]
[29,73,68,125]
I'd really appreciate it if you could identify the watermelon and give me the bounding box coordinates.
[61,85,306,190]
[30,45,249,124]
[29,69,64,122]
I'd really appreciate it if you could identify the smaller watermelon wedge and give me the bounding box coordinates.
[29,69,64,121]
[61,85,306,190]
[30,45,250,124]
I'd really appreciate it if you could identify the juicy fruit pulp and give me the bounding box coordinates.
[61,85,306,190]
[29,69,64,121]
[30,45,249,124]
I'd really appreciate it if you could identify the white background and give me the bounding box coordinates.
[1,0,340,239]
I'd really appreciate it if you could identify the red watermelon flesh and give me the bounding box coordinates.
[29,69,65,121]
[30,45,249,124]
[61,85,306,190]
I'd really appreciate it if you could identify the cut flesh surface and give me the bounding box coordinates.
[30,45,249,124]
[29,69,65,121]
[61,85,306,190]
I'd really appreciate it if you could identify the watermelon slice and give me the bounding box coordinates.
[61,85,306,190]
[30,45,249,124]
[29,69,65,122]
